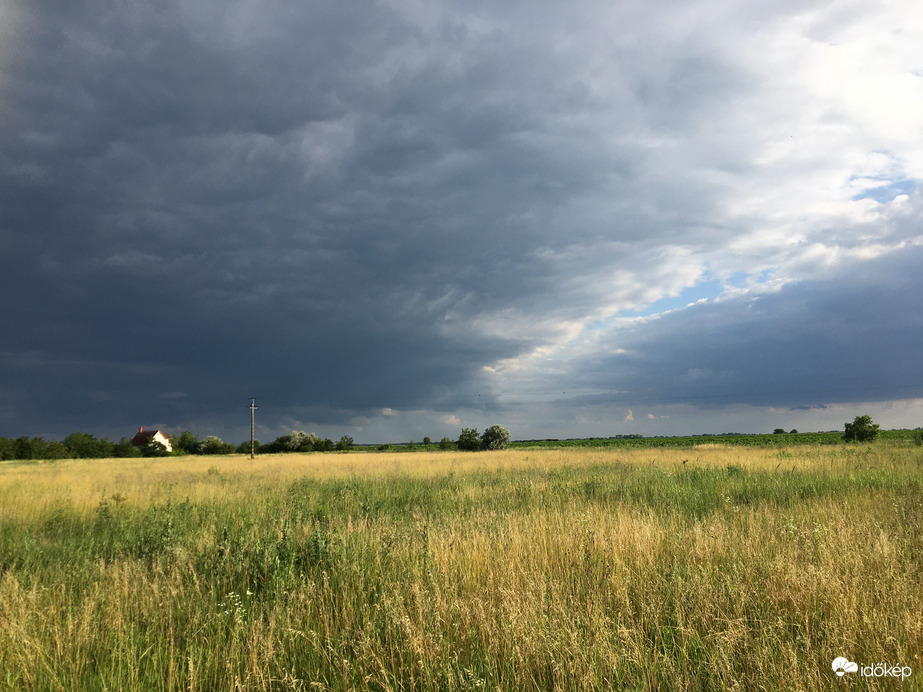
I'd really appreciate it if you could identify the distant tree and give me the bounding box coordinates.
[14,436,34,460]
[64,431,114,459]
[480,424,511,451]
[199,436,235,455]
[790,429,798,434]
[317,438,335,452]
[99,436,116,456]
[0,437,16,461]
[288,431,308,452]
[843,415,880,442]
[438,437,453,450]
[13,436,67,460]
[267,434,290,453]
[236,440,261,454]
[44,440,69,459]
[423,437,432,445]
[14,436,33,459]
[143,440,170,457]
[174,431,200,455]
[457,428,480,451]
[335,435,354,451]
[773,428,785,435]
[287,431,320,452]
[112,437,141,458]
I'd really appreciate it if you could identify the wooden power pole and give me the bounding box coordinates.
[249,397,258,459]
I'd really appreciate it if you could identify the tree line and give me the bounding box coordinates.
[0,430,357,461]
[0,424,514,461]
[0,432,140,461]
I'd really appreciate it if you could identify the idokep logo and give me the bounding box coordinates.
[833,656,912,681]
[832,657,858,676]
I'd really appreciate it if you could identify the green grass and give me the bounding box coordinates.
[366,429,920,453]
[1,445,922,690]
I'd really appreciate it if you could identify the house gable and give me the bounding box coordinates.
[130,427,173,452]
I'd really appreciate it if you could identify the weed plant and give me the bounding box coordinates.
[1,445,921,690]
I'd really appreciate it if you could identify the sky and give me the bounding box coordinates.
[2,0,922,446]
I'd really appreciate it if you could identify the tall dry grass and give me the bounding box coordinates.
[1,444,921,690]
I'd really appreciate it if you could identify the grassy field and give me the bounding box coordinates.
[1,444,921,690]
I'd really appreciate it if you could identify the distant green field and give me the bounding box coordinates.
[512,431,847,448]
[375,429,918,453]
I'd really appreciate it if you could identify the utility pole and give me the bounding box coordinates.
[249,397,258,459]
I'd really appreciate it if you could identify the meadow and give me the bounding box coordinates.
[1,444,921,690]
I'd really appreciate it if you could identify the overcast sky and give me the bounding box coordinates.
[2,0,922,445]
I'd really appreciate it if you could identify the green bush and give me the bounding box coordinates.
[457,428,480,451]
[843,415,880,442]
[198,436,235,455]
[142,441,170,457]
[236,440,261,455]
[480,424,511,450]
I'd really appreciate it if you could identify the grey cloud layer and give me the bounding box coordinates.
[586,245,923,408]
[1,0,920,440]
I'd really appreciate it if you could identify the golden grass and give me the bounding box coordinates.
[1,444,922,690]
[0,444,877,516]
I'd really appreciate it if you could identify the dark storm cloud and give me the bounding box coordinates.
[1,0,565,438]
[1,0,921,441]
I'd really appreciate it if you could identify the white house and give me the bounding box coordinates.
[130,426,173,452]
